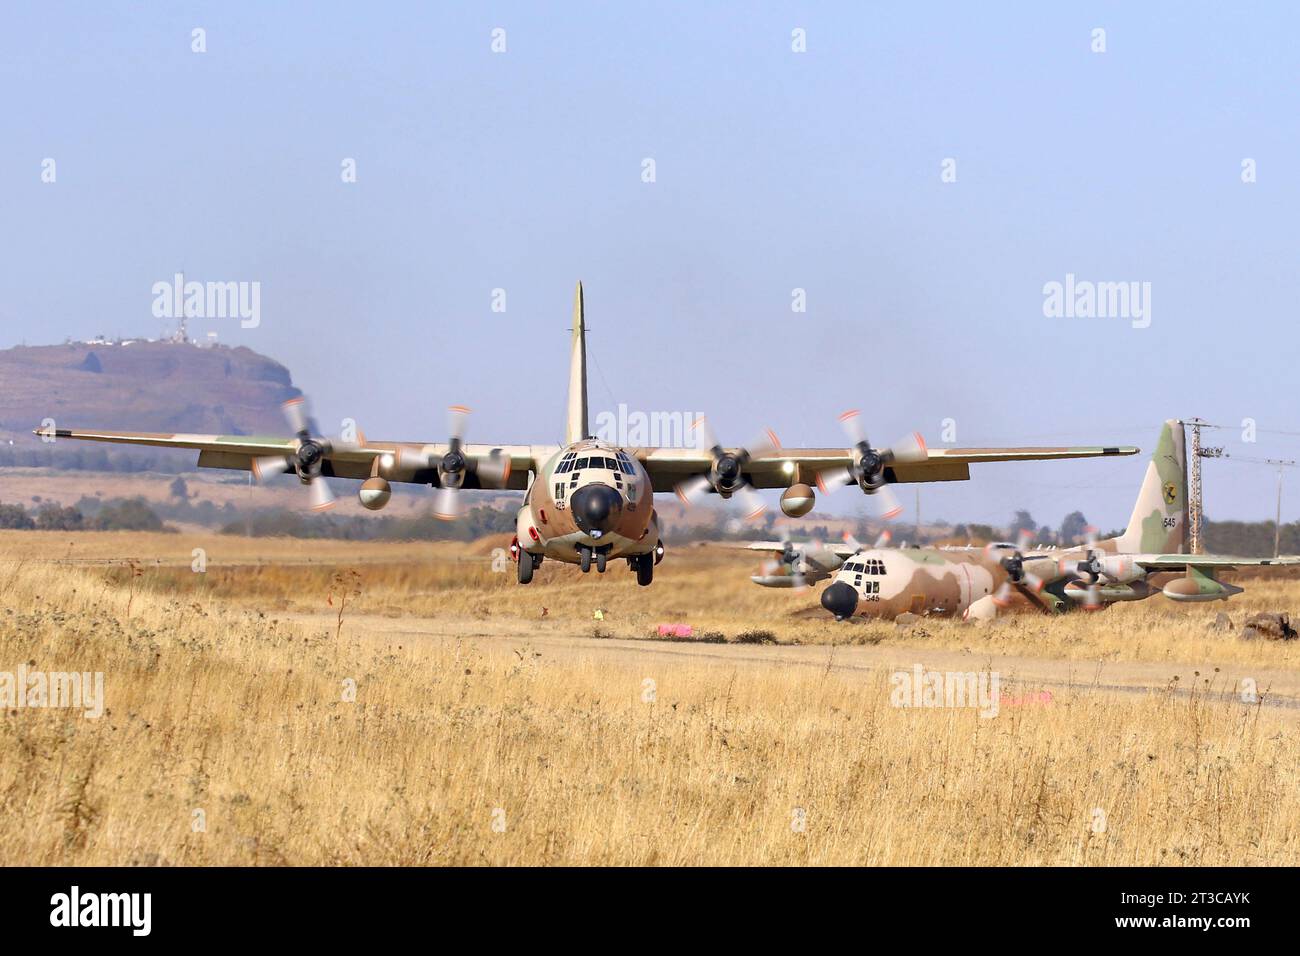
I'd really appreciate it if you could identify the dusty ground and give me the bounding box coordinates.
[1,530,1297,865]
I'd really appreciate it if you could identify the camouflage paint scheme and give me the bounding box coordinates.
[40,282,1144,585]
[751,421,1300,619]
[520,438,661,564]
[826,547,1004,619]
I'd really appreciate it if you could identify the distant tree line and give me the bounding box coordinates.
[3,489,1296,555]
[1203,519,1300,557]
[220,504,516,541]
[0,443,191,473]
[0,496,171,531]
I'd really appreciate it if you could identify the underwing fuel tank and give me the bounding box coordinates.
[750,574,799,588]
[358,476,392,511]
[780,483,815,518]
[1064,580,1156,603]
[1162,574,1243,602]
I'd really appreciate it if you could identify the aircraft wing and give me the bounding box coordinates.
[1135,554,1300,571]
[739,540,858,559]
[37,428,546,490]
[636,444,1139,493]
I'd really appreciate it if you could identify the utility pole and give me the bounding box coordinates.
[1276,465,1283,558]
[1182,418,1295,557]
[1188,418,1202,553]
[1261,459,1297,558]
[1182,418,1225,555]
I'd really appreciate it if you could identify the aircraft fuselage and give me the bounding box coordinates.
[515,438,661,572]
[820,547,1007,620]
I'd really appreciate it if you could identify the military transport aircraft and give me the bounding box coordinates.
[39,283,1139,587]
[748,420,1299,618]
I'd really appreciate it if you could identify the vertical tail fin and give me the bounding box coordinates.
[1110,419,1188,554]
[565,281,589,444]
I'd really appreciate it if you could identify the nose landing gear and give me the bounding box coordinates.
[578,545,611,574]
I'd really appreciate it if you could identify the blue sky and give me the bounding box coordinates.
[2,1,1298,530]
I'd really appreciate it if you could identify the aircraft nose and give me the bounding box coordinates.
[570,484,623,536]
[821,581,858,621]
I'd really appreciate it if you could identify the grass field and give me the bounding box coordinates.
[1,530,1298,865]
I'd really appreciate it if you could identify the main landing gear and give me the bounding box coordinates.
[627,542,663,587]
[517,549,540,584]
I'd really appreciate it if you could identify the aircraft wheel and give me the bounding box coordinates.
[596,550,607,573]
[580,547,592,573]
[636,554,653,587]
[518,550,535,585]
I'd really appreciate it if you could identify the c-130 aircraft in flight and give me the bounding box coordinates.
[40,283,1138,586]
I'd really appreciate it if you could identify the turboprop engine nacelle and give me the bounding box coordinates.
[1097,554,1143,583]
[358,476,392,511]
[780,483,815,518]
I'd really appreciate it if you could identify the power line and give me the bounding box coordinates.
[1186,414,1297,557]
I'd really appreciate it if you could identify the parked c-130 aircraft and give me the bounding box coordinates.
[748,420,1300,619]
[40,283,1139,586]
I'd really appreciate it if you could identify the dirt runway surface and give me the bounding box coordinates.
[288,611,1300,711]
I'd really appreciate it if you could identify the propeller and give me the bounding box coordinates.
[1058,526,1103,583]
[758,525,823,589]
[814,410,926,521]
[1057,528,1106,610]
[250,396,364,513]
[674,416,779,521]
[397,405,513,521]
[841,528,892,553]
[988,529,1047,608]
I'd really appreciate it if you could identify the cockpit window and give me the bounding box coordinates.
[575,457,589,470]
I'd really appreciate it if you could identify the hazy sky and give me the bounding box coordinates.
[3,2,1298,530]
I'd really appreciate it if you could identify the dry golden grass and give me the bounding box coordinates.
[18,530,1298,667]
[1,530,1298,865]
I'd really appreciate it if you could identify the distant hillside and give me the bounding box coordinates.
[0,340,303,471]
